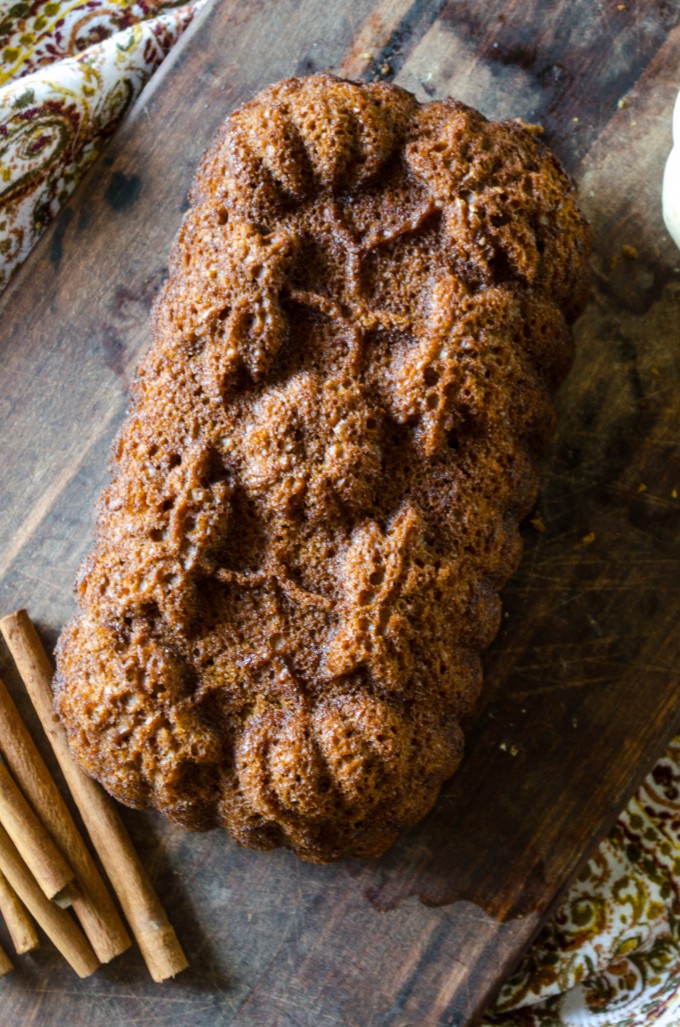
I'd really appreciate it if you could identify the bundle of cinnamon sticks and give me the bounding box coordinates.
[0,608,188,982]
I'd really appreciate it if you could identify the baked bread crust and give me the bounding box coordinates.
[54,74,590,862]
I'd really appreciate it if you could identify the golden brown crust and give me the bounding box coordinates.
[54,73,590,862]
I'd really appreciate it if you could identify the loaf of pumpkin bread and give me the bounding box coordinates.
[54,73,590,862]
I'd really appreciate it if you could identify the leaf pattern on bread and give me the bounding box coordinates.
[55,73,590,861]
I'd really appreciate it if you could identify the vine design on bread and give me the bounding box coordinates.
[54,74,590,862]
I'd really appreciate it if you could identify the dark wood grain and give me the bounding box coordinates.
[1,1,680,1024]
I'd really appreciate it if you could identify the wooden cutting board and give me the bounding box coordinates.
[1,1,680,1024]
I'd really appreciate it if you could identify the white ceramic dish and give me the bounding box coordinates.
[662,88,680,248]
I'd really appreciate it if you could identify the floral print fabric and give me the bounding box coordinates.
[484,737,680,1027]
[1,6,679,1025]
[0,0,202,290]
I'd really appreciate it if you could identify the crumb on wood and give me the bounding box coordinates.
[530,512,546,533]
[672,488,678,500]
[611,244,638,270]
[637,483,648,494]
[581,531,596,545]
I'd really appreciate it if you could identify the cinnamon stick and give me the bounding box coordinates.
[0,941,13,977]
[0,756,73,904]
[0,868,39,954]
[0,673,130,962]
[1,610,188,983]
[0,821,98,977]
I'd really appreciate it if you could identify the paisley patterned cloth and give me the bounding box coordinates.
[483,738,680,1027]
[1,6,679,1025]
[0,0,203,290]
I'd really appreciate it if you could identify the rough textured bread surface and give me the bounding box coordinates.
[54,73,590,862]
